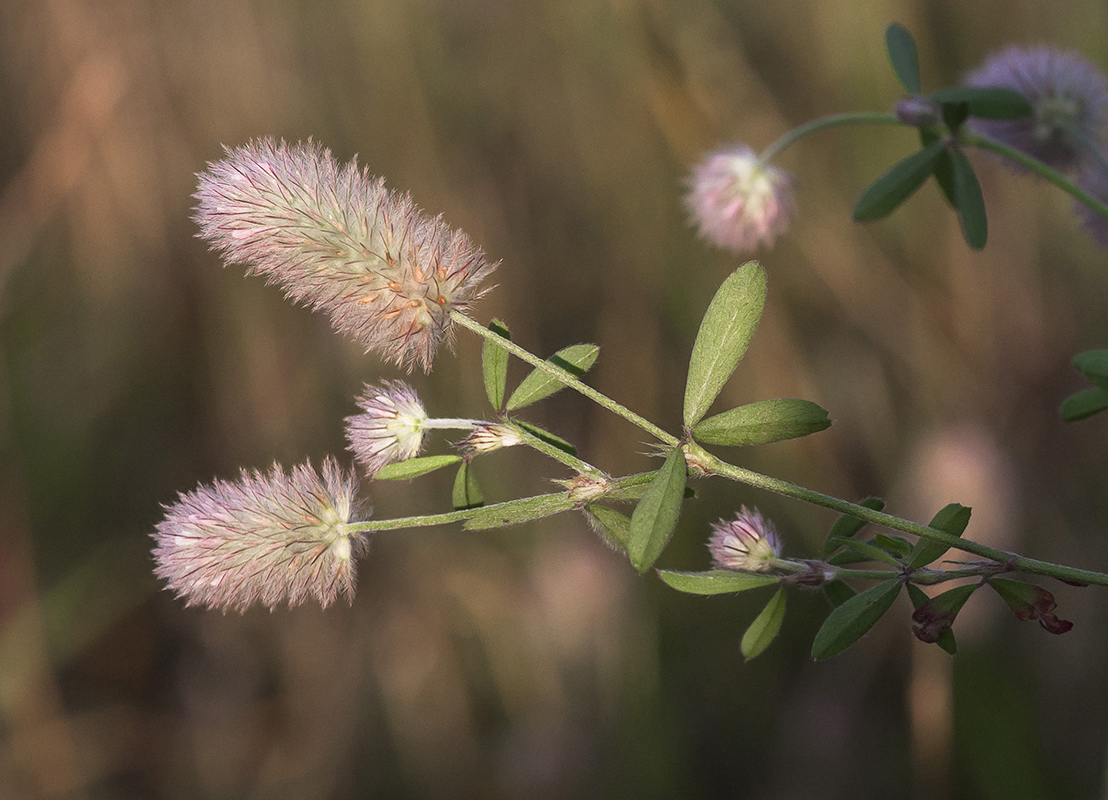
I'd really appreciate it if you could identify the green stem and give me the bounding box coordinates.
[691,446,1108,587]
[960,131,1108,220]
[506,420,606,478]
[759,111,903,163]
[451,311,678,446]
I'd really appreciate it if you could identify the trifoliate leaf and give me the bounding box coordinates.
[907,503,971,570]
[657,569,779,595]
[481,319,511,412]
[949,149,987,249]
[930,86,1033,120]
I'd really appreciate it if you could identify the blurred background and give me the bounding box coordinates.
[2,0,1108,797]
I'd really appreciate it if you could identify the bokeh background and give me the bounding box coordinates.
[3,0,1108,797]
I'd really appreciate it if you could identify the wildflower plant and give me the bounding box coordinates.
[155,23,1108,661]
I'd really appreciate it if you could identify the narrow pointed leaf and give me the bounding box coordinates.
[907,503,971,569]
[950,149,987,249]
[874,534,913,560]
[885,23,920,94]
[812,579,902,660]
[515,420,577,456]
[852,140,946,222]
[481,319,511,412]
[930,86,1032,119]
[1061,386,1108,421]
[464,493,576,530]
[452,461,484,510]
[505,344,599,411]
[823,497,885,557]
[628,448,687,573]
[658,569,779,595]
[692,398,831,447]
[932,149,958,207]
[376,454,461,480]
[585,506,631,550]
[742,588,787,660]
[1074,350,1108,391]
[683,262,767,427]
[941,101,970,131]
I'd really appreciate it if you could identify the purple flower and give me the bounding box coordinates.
[685,146,795,254]
[153,458,367,611]
[345,381,428,476]
[1075,156,1108,247]
[194,139,497,371]
[964,47,1108,172]
[708,506,782,572]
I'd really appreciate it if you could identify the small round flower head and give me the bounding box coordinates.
[684,146,795,254]
[193,139,497,371]
[457,422,522,455]
[152,458,367,611]
[964,47,1108,172]
[346,381,428,476]
[1075,156,1108,247]
[708,506,782,572]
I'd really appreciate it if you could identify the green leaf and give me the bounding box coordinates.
[1074,350,1108,392]
[658,569,779,595]
[584,506,631,551]
[1061,386,1108,422]
[514,420,577,456]
[930,86,1033,119]
[874,534,913,560]
[824,580,856,607]
[907,584,957,654]
[463,493,576,530]
[885,23,921,94]
[742,588,787,660]
[481,319,511,412]
[452,461,483,510]
[628,448,688,573]
[375,454,461,480]
[852,140,946,222]
[822,497,885,557]
[812,579,902,660]
[505,344,599,412]
[907,503,971,569]
[941,100,970,131]
[829,538,900,567]
[949,148,987,249]
[683,262,767,427]
[692,398,831,447]
[932,148,958,207]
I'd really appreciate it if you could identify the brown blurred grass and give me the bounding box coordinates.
[2,0,1108,797]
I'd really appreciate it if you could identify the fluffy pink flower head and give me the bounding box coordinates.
[965,47,1108,172]
[708,506,782,572]
[1075,155,1108,247]
[685,146,795,254]
[152,458,367,611]
[345,381,428,477]
[194,138,497,371]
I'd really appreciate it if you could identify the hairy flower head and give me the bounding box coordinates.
[685,146,795,254]
[708,506,782,572]
[194,138,497,370]
[1075,156,1108,247]
[152,458,367,611]
[964,47,1108,172]
[457,422,523,455]
[346,381,428,476]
